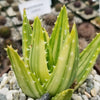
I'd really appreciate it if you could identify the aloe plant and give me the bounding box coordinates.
[6,6,100,100]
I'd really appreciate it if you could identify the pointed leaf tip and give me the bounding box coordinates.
[51,89,73,100]
[34,16,40,21]
[62,5,66,10]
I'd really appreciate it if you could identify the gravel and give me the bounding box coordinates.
[72,69,100,100]
[0,69,100,100]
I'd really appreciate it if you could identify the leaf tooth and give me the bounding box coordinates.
[15,49,18,53]
[97,48,100,51]
[20,57,24,60]
[8,45,12,48]
[70,52,74,56]
[68,67,71,71]
[42,84,45,87]
[72,39,75,43]
[28,72,31,74]
[25,65,28,68]
[4,48,7,51]
[24,23,27,25]
[89,61,92,64]
[53,65,56,68]
[42,30,45,33]
[32,80,36,84]
[96,33,99,35]
[54,22,56,25]
[93,54,96,57]
[33,72,36,75]
[30,34,32,36]
[45,79,48,82]
[44,42,47,44]
[49,73,52,76]
[45,51,47,54]
[23,31,26,33]
[27,48,30,51]
[46,61,48,64]
[38,78,40,81]
[40,19,42,22]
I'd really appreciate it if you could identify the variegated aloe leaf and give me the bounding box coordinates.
[46,24,79,95]
[42,28,50,69]
[7,46,45,98]
[29,17,50,84]
[42,28,49,52]
[74,33,100,90]
[22,10,32,66]
[48,6,69,72]
[51,89,73,100]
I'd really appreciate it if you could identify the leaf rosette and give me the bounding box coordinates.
[6,6,100,100]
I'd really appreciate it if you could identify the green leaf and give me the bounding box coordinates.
[74,33,100,90]
[48,6,69,72]
[42,28,50,70]
[51,89,73,100]
[42,28,49,52]
[46,24,79,95]
[7,46,45,98]
[29,17,50,84]
[22,10,32,66]
[42,28,49,45]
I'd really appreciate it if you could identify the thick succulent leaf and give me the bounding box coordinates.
[51,89,73,100]
[42,28,49,51]
[48,6,69,71]
[22,10,32,66]
[42,28,49,45]
[29,17,50,84]
[74,33,100,90]
[46,24,79,95]
[42,28,50,69]
[7,46,45,98]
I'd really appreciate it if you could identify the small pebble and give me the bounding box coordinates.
[72,94,83,100]
[0,77,9,89]
[0,93,7,100]
[93,80,100,93]
[84,91,91,98]
[12,81,20,90]
[91,88,97,97]
[82,95,88,100]
[86,87,92,93]
[94,75,100,83]
[6,90,20,100]
[19,93,26,100]
[91,69,97,76]
[78,83,86,94]
[87,74,93,80]
[91,96,98,100]
[37,93,50,100]
[27,98,34,100]
[2,73,7,78]
[0,88,9,95]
